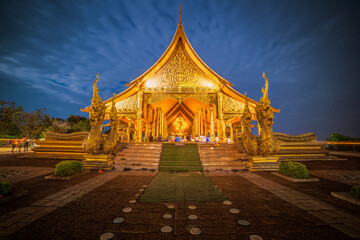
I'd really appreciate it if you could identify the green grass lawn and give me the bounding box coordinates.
[159,143,203,171]
[140,171,227,202]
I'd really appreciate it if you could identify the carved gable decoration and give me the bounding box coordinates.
[222,94,245,114]
[142,43,219,92]
[115,94,137,113]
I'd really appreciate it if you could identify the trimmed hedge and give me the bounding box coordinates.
[351,186,360,198]
[0,182,12,195]
[279,161,309,179]
[54,160,84,177]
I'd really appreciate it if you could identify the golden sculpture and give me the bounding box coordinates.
[255,72,280,156]
[173,114,186,135]
[240,93,258,155]
[103,93,119,154]
[83,73,106,154]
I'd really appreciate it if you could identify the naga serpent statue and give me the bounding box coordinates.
[255,72,280,156]
[240,92,258,156]
[103,93,119,154]
[83,73,106,154]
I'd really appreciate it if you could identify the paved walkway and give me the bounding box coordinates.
[310,170,360,185]
[330,151,360,158]
[0,171,120,238]
[0,167,54,183]
[238,172,360,238]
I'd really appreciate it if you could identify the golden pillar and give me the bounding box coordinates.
[152,109,156,137]
[126,123,130,143]
[210,106,214,137]
[204,110,207,136]
[155,108,159,138]
[161,111,165,138]
[136,91,143,143]
[229,123,233,143]
[217,92,226,142]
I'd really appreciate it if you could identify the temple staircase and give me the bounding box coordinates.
[198,143,247,171]
[159,143,203,171]
[25,132,88,160]
[276,142,347,161]
[113,143,162,170]
[30,140,85,160]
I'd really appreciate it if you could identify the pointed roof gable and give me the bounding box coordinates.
[99,15,279,114]
[126,18,232,88]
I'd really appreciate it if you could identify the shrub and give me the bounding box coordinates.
[351,186,360,198]
[0,182,12,195]
[54,160,84,177]
[71,161,84,172]
[279,161,309,179]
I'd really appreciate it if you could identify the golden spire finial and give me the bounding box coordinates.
[180,3,182,22]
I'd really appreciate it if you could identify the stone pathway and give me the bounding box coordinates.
[0,171,120,238]
[0,167,54,183]
[310,170,360,185]
[238,172,360,238]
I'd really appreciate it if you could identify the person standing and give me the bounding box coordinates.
[11,139,18,153]
[18,138,24,153]
[24,138,29,152]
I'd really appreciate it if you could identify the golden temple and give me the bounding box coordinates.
[82,13,279,143]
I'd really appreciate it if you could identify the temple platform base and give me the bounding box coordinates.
[247,156,279,172]
[83,154,114,171]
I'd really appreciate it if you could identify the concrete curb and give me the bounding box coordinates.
[271,172,319,183]
[331,192,360,207]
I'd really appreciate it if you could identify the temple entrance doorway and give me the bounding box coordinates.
[144,97,216,141]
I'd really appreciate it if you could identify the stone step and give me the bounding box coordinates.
[120,156,160,161]
[160,156,200,162]
[118,152,161,158]
[119,161,159,166]
[32,147,84,153]
[200,157,245,161]
[203,166,247,171]
[116,164,159,170]
[277,150,327,154]
[201,161,245,166]
[35,140,84,146]
[122,149,162,153]
[278,156,347,162]
[280,143,325,147]
[160,161,202,166]
[199,154,247,159]
[159,166,203,171]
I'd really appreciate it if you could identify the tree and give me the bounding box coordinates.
[0,100,24,137]
[20,108,50,139]
[66,115,90,132]
[76,119,91,132]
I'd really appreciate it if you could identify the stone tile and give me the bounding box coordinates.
[340,218,360,232]
[31,199,51,206]
[330,224,360,238]
[18,207,57,223]
[307,211,341,224]
[0,222,29,237]
[10,207,45,214]
[0,214,29,227]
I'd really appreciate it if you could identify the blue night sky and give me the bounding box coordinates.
[0,0,359,140]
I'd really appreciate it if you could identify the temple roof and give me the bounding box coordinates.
[97,15,279,114]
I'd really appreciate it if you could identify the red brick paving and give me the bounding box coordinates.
[10,171,350,240]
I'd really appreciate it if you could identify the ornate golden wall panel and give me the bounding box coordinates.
[143,93,217,105]
[115,94,137,113]
[142,43,219,92]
